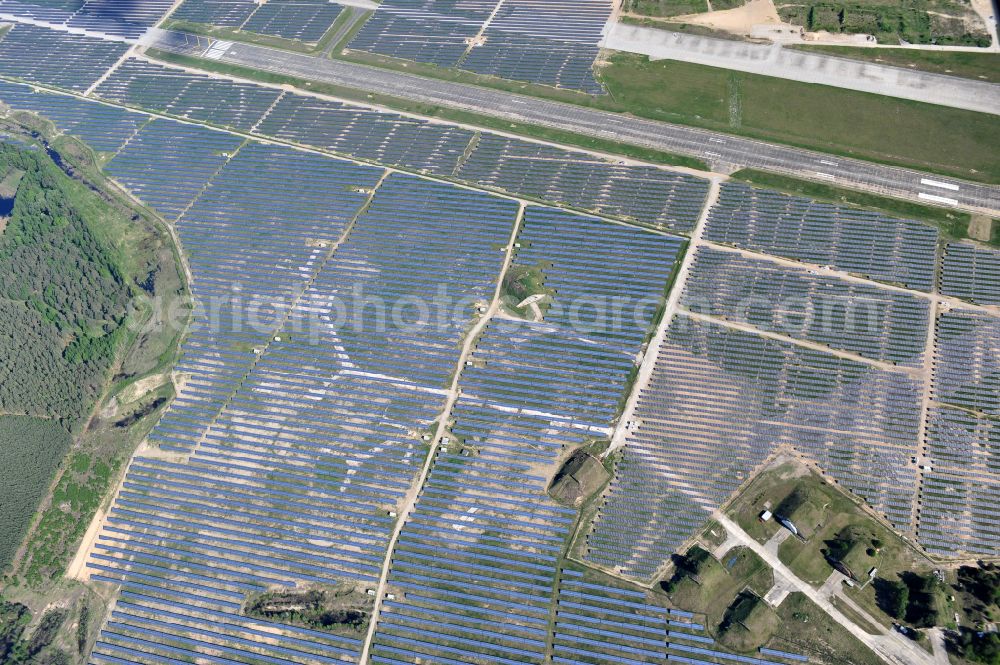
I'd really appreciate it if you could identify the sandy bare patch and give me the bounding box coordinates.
[968,216,994,242]
[65,506,108,582]
[117,372,171,405]
[673,0,784,34]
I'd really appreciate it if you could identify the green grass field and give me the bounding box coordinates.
[624,0,711,17]
[667,546,773,629]
[789,46,1000,83]
[770,593,884,664]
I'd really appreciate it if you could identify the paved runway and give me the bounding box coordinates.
[603,24,1000,116]
[151,30,1000,215]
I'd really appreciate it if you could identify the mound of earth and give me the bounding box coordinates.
[548,450,610,507]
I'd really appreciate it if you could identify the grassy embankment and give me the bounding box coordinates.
[655,536,883,662]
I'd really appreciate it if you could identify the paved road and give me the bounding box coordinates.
[603,24,1000,116]
[148,30,1000,215]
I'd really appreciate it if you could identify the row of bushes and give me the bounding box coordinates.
[779,3,990,46]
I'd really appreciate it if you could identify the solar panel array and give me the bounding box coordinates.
[587,315,922,581]
[90,581,365,664]
[705,182,939,291]
[455,133,709,232]
[920,309,1000,557]
[940,241,1000,306]
[0,23,129,90]
[921,404,1000,556]
[0,0,173,38]
[931,309,1000,417]
[105,118,245,221]
[347,0,497,66]
[461,208,683,425]
[553,569,670,664]
[0,79,146,152]
[462,0,611,93]
[681,246,930,367]
[147,141,384,454]
[6,16,996,651]
[370,209,684,663]
[169,0,257,27]
[88,160,526,664]
[96,59,284,131]
[255,93,474,173]
[0,0,79,24]
[89,145,389,665]
[285,172,519,391]
[347,0,611,92]
[242,0,343,42]
[170,0,344,41]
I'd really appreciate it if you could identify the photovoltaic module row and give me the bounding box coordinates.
[170,0,255,25]
[0,23,130,90]
[461,0,612,93]
[170,0,344,41]
[587,315,923,581]
[347,0,613,92]
[932,308,1000,417]
[350,0,611,94]
[256,93,474,174]
[0,0,174,38]
[922,308,1000,549]
[91,57,475,172]
[681,246,931,367]
[921,404,1000,556]
[0,78,145,152]
[705,182,939,292]
[96,58,284,131]
[347,0,498,67]
[147,141,383,454]
[455,133,708,232]
[940,241,1000,306]
[242,0,344,42]
[105,118,245,222]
